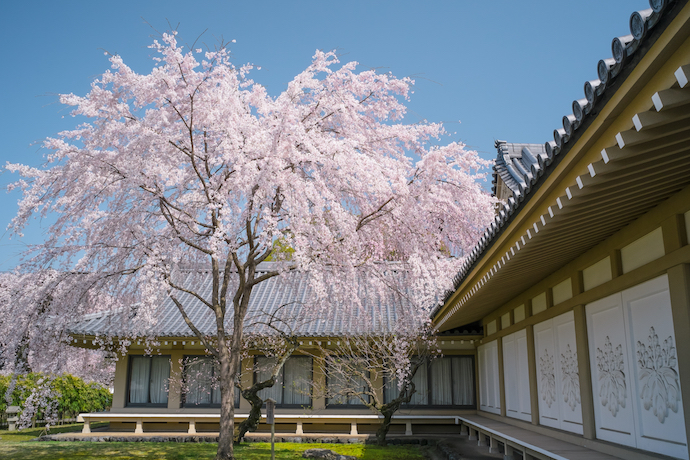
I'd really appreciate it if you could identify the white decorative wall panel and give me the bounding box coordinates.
[554,312,583,433]
[623,276,687,458]
[586,275,687,459]
[478,340,500,414]
[586,293,636,447]
[534,311,583,434]
[503,329,531,421]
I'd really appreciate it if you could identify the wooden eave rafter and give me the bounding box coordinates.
[435,60,690,332]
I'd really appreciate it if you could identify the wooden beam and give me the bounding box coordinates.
[616,118,690,148]
[632,104,690,131]
[652,88,690,111]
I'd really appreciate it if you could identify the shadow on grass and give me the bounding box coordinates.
[0,438,426,460]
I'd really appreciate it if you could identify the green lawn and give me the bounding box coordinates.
[0,425,426,459]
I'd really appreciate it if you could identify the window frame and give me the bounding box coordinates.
[383,355,476,409]
[253,355,313,408]
[126,354,171,408]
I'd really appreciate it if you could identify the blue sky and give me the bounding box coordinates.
[0,0,639,270]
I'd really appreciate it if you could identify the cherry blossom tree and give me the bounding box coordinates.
[5,32,493,459]
[0,271,115,385]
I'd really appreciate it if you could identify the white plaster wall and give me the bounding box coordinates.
[583,256,612,291]
[620,228,664,273]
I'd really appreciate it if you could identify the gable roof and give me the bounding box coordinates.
[68,263,423,339]
[492,141,549,197]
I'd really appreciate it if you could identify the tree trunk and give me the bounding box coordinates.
[235,377,276,442]
[216,344,236,460]
[376,408,395,446]
[375,381,416,446]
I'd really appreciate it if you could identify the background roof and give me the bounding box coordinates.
[68,264,422,338]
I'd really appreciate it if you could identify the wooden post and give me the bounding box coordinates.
[668,264,690,452]
[350,421,358,435]
[266,398,276,460]
[573,304,595,439]
[497,336,506,417]
[489,435,499,453]
[525,324,539,425]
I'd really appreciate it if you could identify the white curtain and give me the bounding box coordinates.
[452,356,474,406]
[409,363,429,405]
[256,357,283,404]
[129,356,150,404]
[149,356,170,404]
[283,357,311,405]
[384,364,429,405]
[430,358,453,405]
[185,358,213,405]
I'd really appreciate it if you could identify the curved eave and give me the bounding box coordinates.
[434,3,690,331]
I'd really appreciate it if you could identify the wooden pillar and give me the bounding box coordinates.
[525,324,539,425]
[610,249,623,278]
[239,356,254,411]
[662,214,685,254]
[489,435,499,453]
[312,350,327,410]
[111,354,129,409]
[573,304,595,440]
[668,264,690,454]
[469,427,477,441]
[405,420,412,436]
[167,350,183,410]
[497,336,506,417]
[350,421,358,436]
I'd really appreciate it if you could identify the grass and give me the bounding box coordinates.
[0,424,426,459]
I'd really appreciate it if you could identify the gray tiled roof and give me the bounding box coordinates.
[434,0,681,317]
[492,141,549,197]
[69,264,417,338]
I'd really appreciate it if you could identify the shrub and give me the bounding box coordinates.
[1,373,112,424]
